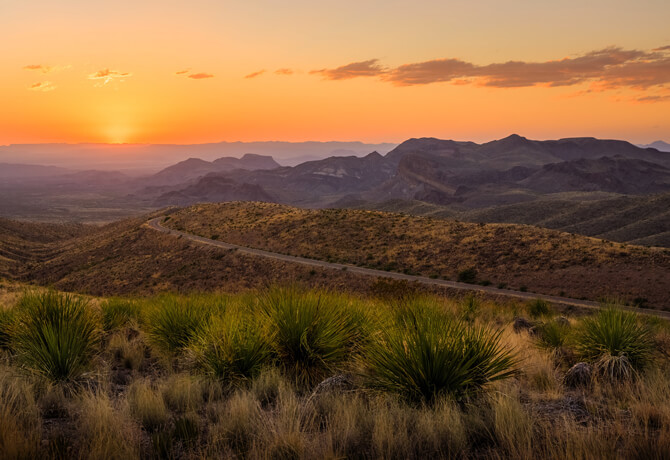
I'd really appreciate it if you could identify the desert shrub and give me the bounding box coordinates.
[0,308,16,350]
[101,298,140,332]
[259,287,362,387]
[364,308,518,402]
[575,307,654,379]
[527,299,553,318]
[145,295,212,355]
[12,291,101,383]
[192,315,272,387]
[457,267,477,283]
[535,320,571,351]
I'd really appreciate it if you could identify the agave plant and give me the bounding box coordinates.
[364,308,518,402]
[12,291,101,383]
[575,307,654,379]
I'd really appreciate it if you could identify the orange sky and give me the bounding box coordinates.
[2,0,669,145]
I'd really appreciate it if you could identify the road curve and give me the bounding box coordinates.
[146,217,670,319]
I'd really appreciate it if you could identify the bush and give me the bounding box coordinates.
[457,268,477,284]
[100,298,140,332]
[259,287,362,387]
[192,315,272,387]
[527,299,552,319]
[12,291,101,383]
[535,320,570,351]
[364,308,518,402]
[575,308,654,379]
[145,295,212,355]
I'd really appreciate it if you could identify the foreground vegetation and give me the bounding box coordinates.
[0,284,669,459]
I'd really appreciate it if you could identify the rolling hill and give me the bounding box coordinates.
[164,202,670,308]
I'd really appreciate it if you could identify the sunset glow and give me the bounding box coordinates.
[2,0,669,145]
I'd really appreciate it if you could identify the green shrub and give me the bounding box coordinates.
[364,308,518,402]
[145,295,212,355]
[460,295,480,323]
[259,287,361,387]
[535,320,570,351]
[12,291,101,383]
[527,299,552,319]
[457,268,477,284]
[575,308,654,379]
[101,298,140,332]
[192,315,272,386]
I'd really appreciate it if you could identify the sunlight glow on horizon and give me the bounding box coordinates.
[1,0,669,145]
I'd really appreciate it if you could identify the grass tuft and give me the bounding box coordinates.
[192,314,272,387]
[100,298,140,332]
[145,295,212,355]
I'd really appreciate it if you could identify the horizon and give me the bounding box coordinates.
[2,0,669,145]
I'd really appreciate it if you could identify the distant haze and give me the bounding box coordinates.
[0,141,398,172]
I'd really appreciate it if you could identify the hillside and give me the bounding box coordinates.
[165,202,670,308]
[357,193,670,248]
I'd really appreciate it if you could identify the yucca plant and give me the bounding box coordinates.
[101,298,140,332]
[364,308,518,403]
[12,291,101,383]
[145,295,212,355]
[192,314,272,386]
[575,307,654,380]
[259,286,362,387]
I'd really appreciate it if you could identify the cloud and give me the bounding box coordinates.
[636,94,670,103]
[245,70,266,79]
[28,81,56,92]
[187,73,214,79]
[312,46,670,93]
[88,68,132,86]
[275,68,294,75]
[175,69,190,75]
[310,59,386,80]
[24,64,70,74]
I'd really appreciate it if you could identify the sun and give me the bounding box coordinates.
[104,125,134,144]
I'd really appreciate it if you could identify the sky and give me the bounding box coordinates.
[1,0,669,145]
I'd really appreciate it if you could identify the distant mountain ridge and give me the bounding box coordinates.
[153,134,670,208]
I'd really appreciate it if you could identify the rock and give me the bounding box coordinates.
[564,362,593,389]
[311,374,355,397]
[555,316,570,327]
[513,316,534,333]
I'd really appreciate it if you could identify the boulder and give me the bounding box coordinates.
[564,362,593,389]
[513,316,534,333]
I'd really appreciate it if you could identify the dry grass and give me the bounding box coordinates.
[0,287,668,459]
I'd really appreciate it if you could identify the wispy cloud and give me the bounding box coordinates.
[245,70,266,79]
[24,64,70,74]
[175,69,190,75]
[187,73,214,79]
[28,81,56,92]
[88,68,132,86]
[310,59,386,80]
[275,68,294,75]
[311,46,670,94]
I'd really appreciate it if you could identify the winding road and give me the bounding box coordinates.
[146,217,670,319]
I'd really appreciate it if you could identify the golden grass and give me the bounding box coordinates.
[0,287,668,459]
